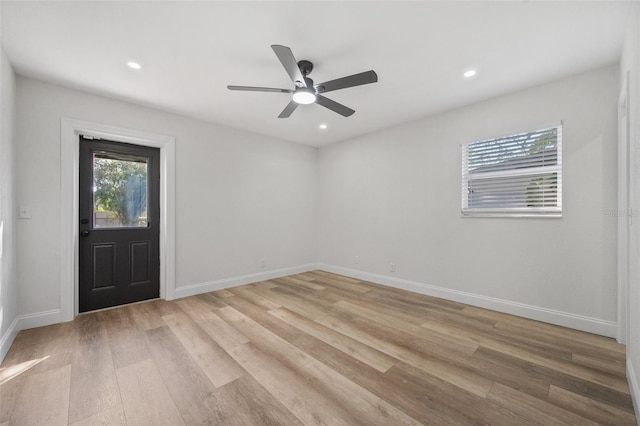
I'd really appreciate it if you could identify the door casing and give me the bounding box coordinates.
[61,118,175,321]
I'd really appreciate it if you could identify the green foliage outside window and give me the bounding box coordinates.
[93,157,148,226]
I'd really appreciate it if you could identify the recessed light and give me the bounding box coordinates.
[127,61,142,70]
[319,123,328,130]
[463,69,476,78]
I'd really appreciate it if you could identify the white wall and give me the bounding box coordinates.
[621,1,640,416]
[0,46,18,359]
[14,77,317,319]
[318,65,619,336]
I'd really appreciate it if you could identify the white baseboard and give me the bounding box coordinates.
[173,263,318,300]
[0,317,20,363]
[628,358,640,422]
[317,263,617,338]
[0,309,62,363]
[17,309,63,330]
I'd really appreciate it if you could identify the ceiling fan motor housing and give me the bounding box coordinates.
[297,60,314,76]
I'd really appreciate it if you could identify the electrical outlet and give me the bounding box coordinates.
[390,263,396,273]
[354,255,359,264]
[259,260,266,269]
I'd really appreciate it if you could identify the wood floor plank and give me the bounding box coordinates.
[0,331,73,424]
[177,298,250,350]
[363,285,467,312]
[547,384,637,426]
[282,327,479,425]
[227,285,282,310]
[1,324,70,369]
[487,382,599,426]
[144,326,219,424]
[482,336,629,394]
[334,299,479,355]
[551,372,635,414]
[467,346,553,400]
[150,298,185,316]
[126,301,166,331]
[420,311,576,363]
[571,352,627,377]
[493,320,625,364]
[388,361,538,426]
[102,308,151,369]
[162,311,245,387]
[227,342,361,425]
[288,273,317,282]
[274,275,326,291]
[204,374,303,426]
[68,316,121,424]
[304,273,373,294]
[420,316,631,394]
[269,285,358,321]
[175,297,219,321]
[40,321,81,358]
[366,289,498,332]
[69,405,126,426]
[473,345,635,413]
[269,307,397,373]
[0,374,24,423]
[236,283,343,321]
[314,310,494,398]
[270,278,343,305]
[218,306,422,425]
[199,292,231,309]
[1,270,636,425]
[116,359,184,426]
[215,289,236,298]
[252,280,279,289]
[469,305,626,355]
[10,363,71,426]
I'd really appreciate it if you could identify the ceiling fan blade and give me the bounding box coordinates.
[271,45,306,87]
[227,85,292,93]
[316,70,378,94]
[278,100,299,118]
[316,95,355,117]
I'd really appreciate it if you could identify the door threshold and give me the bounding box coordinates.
[78,298,160,315]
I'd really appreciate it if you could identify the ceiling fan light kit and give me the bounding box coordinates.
[227,45,378,118]
[292,88,316,105]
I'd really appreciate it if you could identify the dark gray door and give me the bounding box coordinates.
[79,136,160,312]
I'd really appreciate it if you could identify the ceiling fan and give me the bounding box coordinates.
[227,45,378,118]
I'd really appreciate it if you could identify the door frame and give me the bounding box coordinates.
[61,118,176,321]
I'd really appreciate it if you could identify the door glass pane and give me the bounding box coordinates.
[93,151,148,228]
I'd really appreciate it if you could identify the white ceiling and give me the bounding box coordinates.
[1,1,633,147]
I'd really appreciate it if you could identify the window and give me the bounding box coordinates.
[93,151,149,228]
[461,124,562,217]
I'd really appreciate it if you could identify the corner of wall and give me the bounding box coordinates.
[622,2,640,419]
[0,317,19,362]
[0,42,20,363]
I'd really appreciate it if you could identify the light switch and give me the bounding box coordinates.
[19,206,32,219]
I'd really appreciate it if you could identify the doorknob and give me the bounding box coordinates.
[81,230,90,237]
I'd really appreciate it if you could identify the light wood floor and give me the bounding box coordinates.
[0,271,636,425]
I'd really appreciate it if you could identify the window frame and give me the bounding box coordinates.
[461,123,563,218]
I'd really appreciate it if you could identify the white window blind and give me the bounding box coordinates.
[461,124,562,217]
